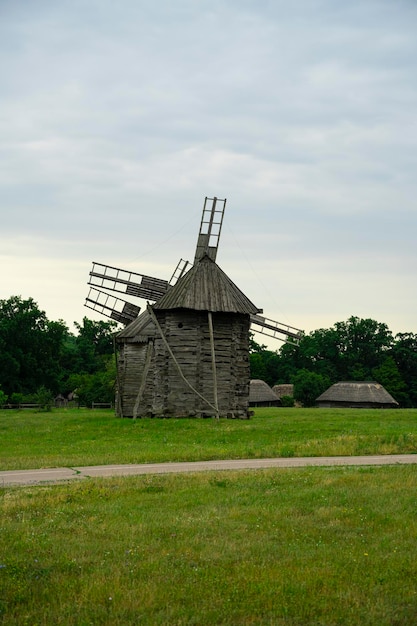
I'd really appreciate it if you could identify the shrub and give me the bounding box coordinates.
[280,395,295,407]
[292,370,331,407]
[35,386,54,412]
[10,392,24,405]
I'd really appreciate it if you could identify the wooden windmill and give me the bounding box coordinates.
[85,197,303,418]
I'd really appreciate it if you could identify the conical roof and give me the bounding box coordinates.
[272,384,294,398]
[316,381,398,406]
[249,379,280,404]
[153,255,261,314]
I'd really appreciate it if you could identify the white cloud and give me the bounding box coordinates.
[1,0,416,342]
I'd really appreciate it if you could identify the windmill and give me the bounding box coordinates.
[85,197,303,418]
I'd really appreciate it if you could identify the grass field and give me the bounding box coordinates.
[1,408,417,624]
[1,407,417,470]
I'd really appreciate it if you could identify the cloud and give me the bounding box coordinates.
[0,0,416,343]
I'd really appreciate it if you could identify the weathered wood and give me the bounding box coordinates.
[115,254,257,419]
[132,341,154,419]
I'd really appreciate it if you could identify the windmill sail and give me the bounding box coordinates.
[194,196,226,263]
[169,258,191,285]
[85,287,140,325]
[84,197,304,348]
[88,262,169,302]
[250,314,303,346]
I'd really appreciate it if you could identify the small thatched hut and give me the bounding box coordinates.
[316,381,399,408]
[272,384,294,399]
[249,380,281,407]
[115,255,261,418]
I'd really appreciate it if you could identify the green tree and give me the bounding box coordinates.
[249,333,267,354]
[272,341,303,384]
[35,385,54,411]
[72,317,117,374]
[249,352,267,382]
[249,333,281,387]
[273,317,394,386]
[68,354,116,406]
[0,296,69,396]
[372,356,408,406]
[292,369,331,407]
[333,316,393,380]
[256,318,417,406]
[391,333,417,406]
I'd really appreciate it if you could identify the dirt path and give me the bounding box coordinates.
[1,454,417,486]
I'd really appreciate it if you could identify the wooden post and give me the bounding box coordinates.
[208,311,220,419]
[132,341,154,419]
[114,336,123,418]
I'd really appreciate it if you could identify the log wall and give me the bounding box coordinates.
[116,310,251,418]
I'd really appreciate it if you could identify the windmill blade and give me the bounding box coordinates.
[169,258,192,285]
[88,262,169,302]
[250,314,304,346]
[194,196,226,263]
[85,287,141,325]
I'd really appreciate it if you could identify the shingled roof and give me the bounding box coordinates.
[316,381,399,408]
[153,255,261,314]
[117,309,155,340]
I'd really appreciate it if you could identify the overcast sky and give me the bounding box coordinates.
[1,0,416,348]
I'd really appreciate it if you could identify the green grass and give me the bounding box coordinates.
[0,407,416,470]
[1,409,417,624]
[1,466,417,625]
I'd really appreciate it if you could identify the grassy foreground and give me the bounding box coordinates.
[0,407,417,470]
[1,466,417,625]
[1,409,417,624]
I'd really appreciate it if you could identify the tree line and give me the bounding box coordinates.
[0,296,116,407]
[250,316,417,407]
[1,296,416,408]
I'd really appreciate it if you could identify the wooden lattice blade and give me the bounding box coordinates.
[85,287,141,325]
[88,262,169,302]
[194,196,226,264]
[250,314,304,345]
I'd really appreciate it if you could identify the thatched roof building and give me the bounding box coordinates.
[249,379,281,407]
[316,381,399,408]
[272,384,294,399]
[116,255,261,418]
